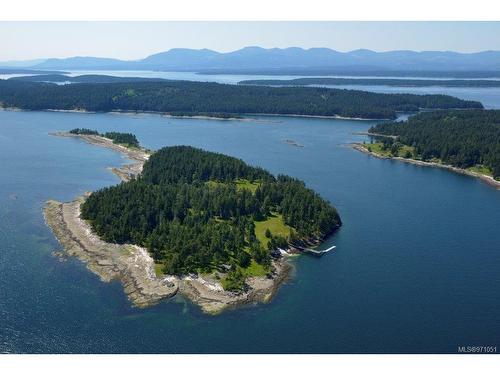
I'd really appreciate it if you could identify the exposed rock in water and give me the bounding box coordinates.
[284,139,304,148]
[51,250,68,262]
[44,198,179,308]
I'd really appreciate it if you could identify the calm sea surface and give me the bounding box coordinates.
[0,108,499,353]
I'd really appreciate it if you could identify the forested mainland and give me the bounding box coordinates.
[80,145,342,289]
[0,79,482,119]
[368,110,500,179]
[239,77,500,88]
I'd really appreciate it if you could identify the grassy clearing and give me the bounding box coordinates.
[468,165,494,177]
[154,263,164,277]
[254,213,291,247]
[363,142,416,159]
[235,179,261,193]
[204,180,223,189]
[363,142,391,157]
[241,260,268,277]
[125,88,136,97]
[206,179,261,193]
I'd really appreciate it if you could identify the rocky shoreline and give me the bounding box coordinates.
[44,132,291,314]
[352,143,500,189]
[44,197,179,307]
[50,132,149,181]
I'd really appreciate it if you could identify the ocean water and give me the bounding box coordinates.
[0,109,499,353]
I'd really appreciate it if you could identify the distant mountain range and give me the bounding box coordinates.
[0,58,47,68]
[1,47,500,73]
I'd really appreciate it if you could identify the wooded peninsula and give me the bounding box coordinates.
[0,78,482,120]
[356,110,500,185]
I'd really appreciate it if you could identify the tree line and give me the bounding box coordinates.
[369,110,500,179]
[0,79,482,120]
[69,128,139,147]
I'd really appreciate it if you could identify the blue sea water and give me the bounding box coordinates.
[0,109,499,353]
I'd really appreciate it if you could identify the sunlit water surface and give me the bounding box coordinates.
[0,109,499,353]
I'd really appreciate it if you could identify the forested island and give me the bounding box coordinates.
[0,78,482,119]
[44,130,341,312]
[354,110,500,186]
[239,77,500,88]
[82,145,341,287]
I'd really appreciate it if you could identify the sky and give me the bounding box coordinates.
[2,21,500,61]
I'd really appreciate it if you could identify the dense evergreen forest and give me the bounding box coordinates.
[69,128,99,135]
[102,132,140,148]
[69,128,139,147]
[80,146,341,287]
[369,110,500,179]
[240,77,500,88]
[0,79,482,119]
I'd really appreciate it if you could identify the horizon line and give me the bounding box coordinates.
[3,46,500,64]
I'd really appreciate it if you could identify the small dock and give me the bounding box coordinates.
[295,245,336,257]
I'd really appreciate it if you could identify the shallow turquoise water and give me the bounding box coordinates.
[0,110,499,353]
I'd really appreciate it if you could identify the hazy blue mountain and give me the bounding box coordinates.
[34,56,128,70]
[8,74,167,83]
[0,68,66,75]
[0,58,47,68]
[139,48,220,69]
[26,47,500,72]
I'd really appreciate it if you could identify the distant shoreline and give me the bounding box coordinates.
[243,112,389,121]
[46,109,250,122]
[238,77,500,88]
[0,105,389,121]
[43,132,292,314]
[352,143,500,189]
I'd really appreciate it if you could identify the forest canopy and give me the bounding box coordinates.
[369,110,500,179]
[69,128,139,147]
[80,146,342,281]
[0,78,482,119]
[239,77,500,88]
